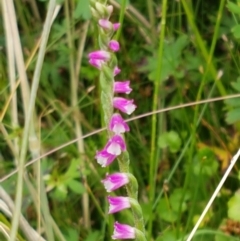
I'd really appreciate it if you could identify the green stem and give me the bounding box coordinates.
[9,0,57,240]
[147,0,155,38]
[65,0,90,229]
[181,0,227,96]
[181,0,226,236]
[115,0,127,40]
[148,0,168,237]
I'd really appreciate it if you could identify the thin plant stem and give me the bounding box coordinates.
[180,0,226,235]
[186,149,240,241]
[148,0,168,237]
[65,0,90,228]
[8,0,57,240]
[75,20,92,228]
[115,0,127,40]
[147,0,155,38]
[2,2,19,164]
[181,0,226,96]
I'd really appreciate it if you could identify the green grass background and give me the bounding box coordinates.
[1,0,240,240]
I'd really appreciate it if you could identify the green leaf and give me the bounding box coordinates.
[156,230,177,241]
[232,24,240,38]
[226,1,240,14]
[67,179,85,194]
[193,148,218,176]
[225,108,240,124]
[231,77,240,91]
[64,159,80,180]
[227,191,240,221]
[64,228,79,241]
[158,198,177,222]
[85,231,101,241]
[52,184,68,201]
[140,35,189,82]
[158,131,182,153]
[169,188,190,213]
[73,0,91,20]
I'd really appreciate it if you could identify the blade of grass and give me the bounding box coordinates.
[7,0,57,240]
[65,0,90,228]
[148,0,168,237]
[181,0,227,96]
[115,0,127,40]
[179,0,226,236]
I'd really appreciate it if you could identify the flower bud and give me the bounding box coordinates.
[108,40,120,52]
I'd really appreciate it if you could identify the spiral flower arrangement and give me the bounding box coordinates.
[89,1,147,240]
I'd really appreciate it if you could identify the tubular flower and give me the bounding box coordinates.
[114,81,132,94]
[114,66,121,76]
[112,222,135,240]
[108,196,131,214]
[89,58,104,69]
[113,97,137,115]
[95,149,117,167]
[105,135,126,155]
[102,173,130,192]
[98,19,112,30]
[113,23,120,31]
[88,50,110,61]
[108,40,120,52]
[109,113,130,134]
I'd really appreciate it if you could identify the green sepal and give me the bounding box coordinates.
[101,65,114,86]
[118,151,130,171]
[95,2,112,19]
[98,32,109,50]
[99,23,114,36]
[101,91,113,126]
[109,55,118,69]
[135,229,147,241]
[90,7,101,19]
[95,2,105,16]
[127,173,139,198]
[89,0,96,7]
[129,198,143,220]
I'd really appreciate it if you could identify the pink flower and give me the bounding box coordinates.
[112,222,135,240]
[95,149,117,167]
[107,196,131,214]
[98,19,112,30]
[109,113,130,134]
[105,135,126,155]
[108,40,120,52]
[102,173,130,192]
[113,97,137,115]
[114,66,121,76]
[114,81,132,94]
[113,23,120,31]
[88,50,110,61]
[89,58,104,69]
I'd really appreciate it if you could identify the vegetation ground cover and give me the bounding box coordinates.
[0,0,240,240]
